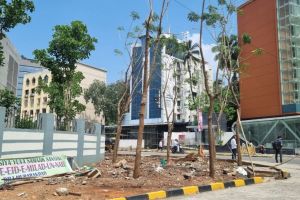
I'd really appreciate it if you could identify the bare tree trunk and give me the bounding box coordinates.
[112,118,123,163]
[133,11,152,179]
[208,97,216,177]
[112,85,130,163]
[166,124,172,164]
[133,0,168,179]
[198,0,216,178]
[236,108,242,166]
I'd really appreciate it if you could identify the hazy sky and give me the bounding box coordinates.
[7,0,246,83]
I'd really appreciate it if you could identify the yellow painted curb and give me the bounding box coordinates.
[182,186,199,195]
[147,191,167,200]
[211,182,225,190]
[254,177,264,184]
[234,179,246,187]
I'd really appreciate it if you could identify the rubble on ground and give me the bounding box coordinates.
[0,155,236,200]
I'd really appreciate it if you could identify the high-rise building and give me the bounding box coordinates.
[238,0,300,150]
[20,63,107,124]
[122,34,213,148]
[17,56,45,98]
[0,37,21,93]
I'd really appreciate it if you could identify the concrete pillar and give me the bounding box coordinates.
[95,123,101,156]
[76,119,85,167]
[41,113,54,155]
[0,107,6,157]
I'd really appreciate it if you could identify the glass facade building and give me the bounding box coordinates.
[131,37,162,120]
[131,46,143,120]
[242,115,300,148]
[238,0,300,150]
[277,0,300,112]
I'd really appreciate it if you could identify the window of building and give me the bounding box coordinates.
[36,109,40,115]
[24,99,28,107]
[177,101,181,106]
[295,92,299,100]
[30,110,33,116]
[42,108,46,113]
[25,90,29,95]
[43,97,47,104]
[44,75,49,83]
[24,110,27,116]
[176,63,181,72]
[30,98,34,106]
[37,98,41,105]
[31,88,35,95]
[176,87,180,94]
[32,77,36,85]
[294,83,298,91]
[26,78,30,86]
[177,114,181,120]
[292,47,296,57]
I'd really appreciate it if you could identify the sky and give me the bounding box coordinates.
[7,0,246,83]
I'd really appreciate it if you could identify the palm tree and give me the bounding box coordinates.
[183,40,202,103]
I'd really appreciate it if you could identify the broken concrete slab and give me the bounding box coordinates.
[87,169,101,179]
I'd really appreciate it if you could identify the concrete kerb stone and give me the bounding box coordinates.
[110,177,264,200]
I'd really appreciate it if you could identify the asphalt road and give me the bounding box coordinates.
[171,157,300,200]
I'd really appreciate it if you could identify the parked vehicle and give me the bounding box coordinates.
[105,138,115,152]
[171,144,185,154]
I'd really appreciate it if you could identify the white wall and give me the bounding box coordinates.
[2,130,44,158]
[119,139,145,149]
[52,132,78,157]
[1,130,104,160]
[163,132,196,146]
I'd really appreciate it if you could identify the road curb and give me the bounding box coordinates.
[111,177,264,200]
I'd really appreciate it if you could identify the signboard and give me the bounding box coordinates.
[198,110,203,132]
[0,155,73,185]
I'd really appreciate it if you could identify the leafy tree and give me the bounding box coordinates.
[84,80,126,125]
[0,89,17,110]
[15,116,36,129]
[187,0,236,177]
[34,21,97,130]
[0,0,34,66]
[188,0,260,171]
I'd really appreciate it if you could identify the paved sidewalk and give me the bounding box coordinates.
[171,163,300,200]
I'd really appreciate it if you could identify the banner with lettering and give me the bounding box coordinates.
[0,155,73,185]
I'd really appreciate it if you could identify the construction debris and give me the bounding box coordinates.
[17,192,27,197]
[176,153,198,162]
[0,155,261,200]
[113,159,128,168]
[236,167,248,176]
[223,168,231,174]
[87,168,101,179]
[55,187,69,196]
[183,170,195,180]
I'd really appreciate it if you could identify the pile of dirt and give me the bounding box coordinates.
[0,154,236,200]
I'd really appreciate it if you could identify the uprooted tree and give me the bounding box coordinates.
[34,21,97,130]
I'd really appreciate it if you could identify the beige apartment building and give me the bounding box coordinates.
[20,63,107,124]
